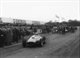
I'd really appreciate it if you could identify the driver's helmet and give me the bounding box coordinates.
[34,33,39,35]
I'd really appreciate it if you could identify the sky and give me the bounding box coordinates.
[0,0,79,23]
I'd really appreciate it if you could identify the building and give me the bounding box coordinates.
[0,17,45,25]
[32,21,40,25]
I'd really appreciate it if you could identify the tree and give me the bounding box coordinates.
[68,19,80,26]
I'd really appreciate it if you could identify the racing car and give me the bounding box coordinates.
[22,33,46,47]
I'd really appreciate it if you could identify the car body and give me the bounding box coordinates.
[22,33,46,47]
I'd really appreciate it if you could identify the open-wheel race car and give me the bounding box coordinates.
[22,33,46,47]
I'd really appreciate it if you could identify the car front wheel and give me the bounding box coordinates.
[22,39,27,47]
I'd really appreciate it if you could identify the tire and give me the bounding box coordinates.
[22,39,27,47]
[40,41,44,47]
[43,37,46,44]
[43,40,46,44]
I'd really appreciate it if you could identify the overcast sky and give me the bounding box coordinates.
[0,0,79,22]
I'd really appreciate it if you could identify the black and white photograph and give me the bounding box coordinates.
[0,0,79,58]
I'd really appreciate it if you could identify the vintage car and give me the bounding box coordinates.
[22,33,46,47]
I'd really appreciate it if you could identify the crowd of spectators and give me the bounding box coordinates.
[0,24,52,47]
[0,25,36,47]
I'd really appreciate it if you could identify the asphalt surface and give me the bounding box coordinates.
[0,30,79,58]
[70,43,79,58]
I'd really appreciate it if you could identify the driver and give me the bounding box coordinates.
[34,33,39,35]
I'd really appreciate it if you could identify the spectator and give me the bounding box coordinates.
[0,28,6,47]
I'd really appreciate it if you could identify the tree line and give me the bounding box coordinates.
[45,20,80,26]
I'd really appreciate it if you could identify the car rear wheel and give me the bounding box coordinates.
[40,41,44,47]
[43,40,46,44]
[22,39,27,47]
